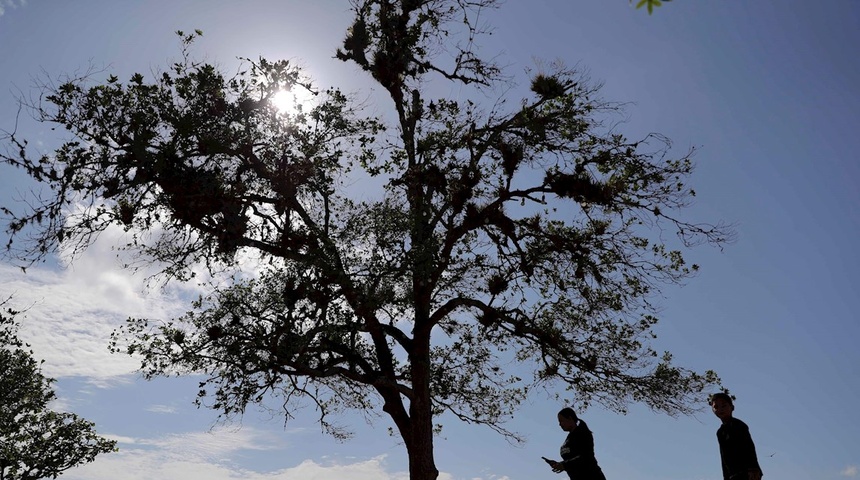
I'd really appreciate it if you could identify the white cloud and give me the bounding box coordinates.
[842,465,859,477]
[145,404,179,414]
[0,225,192,381]
[102,433,138,445]
[64,453,411,480]
[278,458,413,480]
[140,426,286,459]
[0,0,26,17]
[46,395,74,413]
[58,426,438,480]
[0,202,289,385]
[0,266,129,378]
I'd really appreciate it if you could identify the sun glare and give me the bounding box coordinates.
[271,86,316,115]
[271,89,295,114]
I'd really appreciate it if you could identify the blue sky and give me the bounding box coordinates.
[1,1,858,479]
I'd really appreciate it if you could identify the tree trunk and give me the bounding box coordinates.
[407,338,438,480]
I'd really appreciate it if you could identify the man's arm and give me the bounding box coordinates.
[736,423,763,479]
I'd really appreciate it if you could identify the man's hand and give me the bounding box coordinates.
[748,469,763,480]
[549,460,564,473]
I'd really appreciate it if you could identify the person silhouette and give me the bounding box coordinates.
[543,407,607,480]
[709,392,763,480]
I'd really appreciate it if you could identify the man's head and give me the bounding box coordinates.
[709,392,734,422]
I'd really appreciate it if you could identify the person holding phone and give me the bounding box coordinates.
[543,407,607,480]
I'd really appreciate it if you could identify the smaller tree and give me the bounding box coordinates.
[0,300,116,480]
[631,0,673,15]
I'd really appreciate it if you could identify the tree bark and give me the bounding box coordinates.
[407,336,438,480]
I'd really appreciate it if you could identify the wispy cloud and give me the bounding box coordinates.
[57,427,451,480]
[102,434,138,445]
[145,404,179,414]
[0,265,134,379]
[64,453,414,480]
[0,225,192,382]
[842,465,859,477]
[140,426,287,459]
[0,201,277,384]
[0,0,27,18]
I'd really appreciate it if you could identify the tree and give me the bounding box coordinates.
[0,301,117,480]
[1,2,731,479]
[631,0,673,15]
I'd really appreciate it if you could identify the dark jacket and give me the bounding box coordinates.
[560,420,607,480]
[717,417,762,480]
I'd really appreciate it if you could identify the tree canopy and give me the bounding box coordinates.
[0,301,116,480]
[2,1,729,479]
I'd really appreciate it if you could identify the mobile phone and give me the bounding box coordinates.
[541,456,554,465]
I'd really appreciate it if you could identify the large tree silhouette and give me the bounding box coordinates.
[2,2,730,479]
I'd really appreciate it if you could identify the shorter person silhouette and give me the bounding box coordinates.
[542,407,607,480]
[710,392,763,480]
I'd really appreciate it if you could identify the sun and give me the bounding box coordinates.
[271,86,316,115]
[271,89,295,114]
